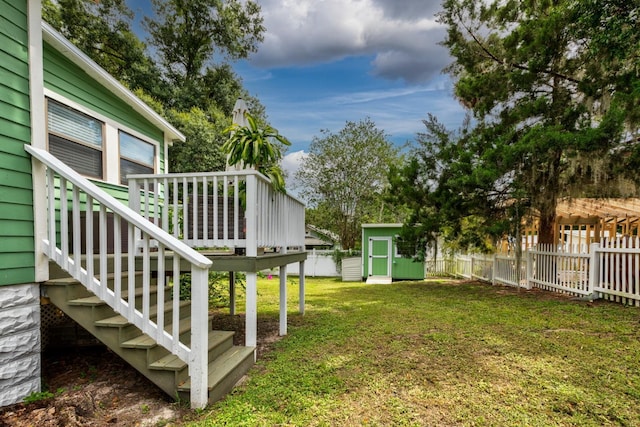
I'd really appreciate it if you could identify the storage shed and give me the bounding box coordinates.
[361,224,425,284]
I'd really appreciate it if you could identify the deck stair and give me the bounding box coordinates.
[43,269,255,404]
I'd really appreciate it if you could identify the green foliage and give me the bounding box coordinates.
[145,0,264,84]
[388,114,503,256]
[43,0,169,101]
[296,118,401,249]
[223,112,290,192]
[176,271,246,309]
[393,0,639,246]
[23,390,55,404]
[330,248,361,273]
[167,107,228,173]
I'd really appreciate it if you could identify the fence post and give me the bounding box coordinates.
[492,254,497,286]
[525,249,533,289]
[471,256,475,279]
[588,242,600,298]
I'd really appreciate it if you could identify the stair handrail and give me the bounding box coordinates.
[26,145,212,408]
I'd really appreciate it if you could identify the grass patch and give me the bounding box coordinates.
[191,278,640,426]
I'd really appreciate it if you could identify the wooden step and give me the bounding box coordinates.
[67,284,167,307]
[177,346,255,401]
[94,300,191,328]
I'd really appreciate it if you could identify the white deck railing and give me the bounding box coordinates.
[26,145,212,409]
[127,170,305,252]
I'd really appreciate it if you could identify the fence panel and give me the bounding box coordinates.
[596,237,640,306]
[493,255,527,288]
[528,244,591,296]
[471,255,494,282]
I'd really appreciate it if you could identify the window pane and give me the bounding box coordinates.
[120,132,155,166]
[48,101,102,147]
[49,134,103,179]
[120,158,153,185]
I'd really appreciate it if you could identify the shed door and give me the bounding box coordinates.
[368,237,392,277]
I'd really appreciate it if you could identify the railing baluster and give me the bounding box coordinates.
[203,176,208,244]
[156,244,165,343]
[128,223,136,320]
[114,214,123,311]
[86,195,94,293]
[142,233,151,333]
[59,177,69,270]
[71,186,82,276]
[99,205,108,301]
[233,175,239,243]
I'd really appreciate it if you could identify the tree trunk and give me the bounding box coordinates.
[537,210,556,245]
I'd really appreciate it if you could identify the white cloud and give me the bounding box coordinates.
[252,0,450,83]
[282,149,308,181]
[281,150,308,198]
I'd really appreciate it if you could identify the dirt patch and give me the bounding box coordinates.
[0,311,282,427]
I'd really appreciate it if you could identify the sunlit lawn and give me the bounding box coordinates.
[190,277,640,426]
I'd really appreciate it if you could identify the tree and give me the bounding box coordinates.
[296,118,400,249]
[431,0,636,244]
[43,0,169,100]
[145,0,264,86]
[388,114,504,259]
[167,107,229,173]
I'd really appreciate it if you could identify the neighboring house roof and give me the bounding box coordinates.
[305,237,333,247]
[306,224,339,243]
[42,21,185,143]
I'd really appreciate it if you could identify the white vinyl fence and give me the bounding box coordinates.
[430,237,640,307]
[284,249,340,277]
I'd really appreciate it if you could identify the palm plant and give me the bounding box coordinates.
[222,112,290,192]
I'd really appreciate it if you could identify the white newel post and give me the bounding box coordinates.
[245,175,258,351]
[588,242,600,297]
[190,266,209,409]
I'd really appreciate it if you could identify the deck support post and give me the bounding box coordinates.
[229,271,236,316]
[245,272,257,352]
[279,263,287,336]
[299,260,305,315]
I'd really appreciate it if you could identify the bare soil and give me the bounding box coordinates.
[0,311,282,427]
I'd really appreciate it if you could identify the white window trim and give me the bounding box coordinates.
[44,88,160,186]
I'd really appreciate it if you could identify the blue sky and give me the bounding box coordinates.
[126,0,467,179]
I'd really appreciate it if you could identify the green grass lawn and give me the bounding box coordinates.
[191,277,640,426]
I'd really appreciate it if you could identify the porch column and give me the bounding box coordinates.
[299,260,305,314]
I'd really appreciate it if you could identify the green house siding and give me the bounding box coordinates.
[0,0,35,286]
[43,43,166,173]
[362,225,425,281]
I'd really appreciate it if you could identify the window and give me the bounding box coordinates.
[119,131,155,184]
[47,99,104,178]
[395,235,418,258]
